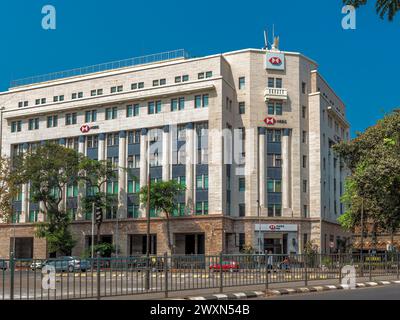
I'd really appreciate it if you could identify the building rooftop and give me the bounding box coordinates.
[9,49,190,89]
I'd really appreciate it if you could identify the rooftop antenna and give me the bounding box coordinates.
[271,24,280,51]
[263,30,269,50]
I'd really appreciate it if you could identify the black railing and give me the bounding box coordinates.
[0,252,399,300]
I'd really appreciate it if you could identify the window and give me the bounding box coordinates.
[201,94,209,108]
[267,180,282,193]
[35,98,46,105]
[105,107,118,120]
[46,115,58,128]
[302,82,307,94]
[148,101,162,114]
[173,176,186,188]
[127,205,140,218]
[127,155,140,168]
[196,174,208,190]
[268,77,274,88]
[195,201,208,215]
[91,89,103,96]
[111,85,123,93]
[302,131,307,143]
[268,204,282,217]
[127,180,140,194]
[172,203,186,217]
[126,104,140,117]
[198,72,205,79]
[127,131,140,144]
[182,75,189,82]
[175,76,181,83]
[106,133,119,147]
[267,154,282,168]
[238,77,245,89]
[302,155,307,168]
[239,102,245,114]
[239,204,245,217]
[29,210,39,223]
[66,184,78,198]
[171,97,185,111]
[28,118,40,130]
[160,79,166,85]
[266,129,282,142]
[303,180,308,193]
[65,113,77,125]
[302,106,307,118]
[72,92,83,99]
[106,180,119,195]
[53,95,64,102]
[11,121,22,133]
[275,78,282,88]
[205,71,213,78]
[152,80,159,86]
[238,177,245,192]
[267,102,283,115]
[87,135,98,148]
[131,82,144,90]
[18,101,28,107]
[85,110,97,123]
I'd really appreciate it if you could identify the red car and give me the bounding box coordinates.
[209,260,240,272]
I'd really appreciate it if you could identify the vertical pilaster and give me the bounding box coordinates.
[185,123,195,214]
[162,125,170,181]
[20,143,29,223]
[258,128,266,210]
[77,136,85,220]
[98,133,106,162]
[139,128,148,218]
[118,131,127,219]
[282,129,292,216]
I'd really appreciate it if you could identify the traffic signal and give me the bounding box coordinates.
[95,206,103,224]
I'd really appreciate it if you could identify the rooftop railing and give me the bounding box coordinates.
[10,49,190,88]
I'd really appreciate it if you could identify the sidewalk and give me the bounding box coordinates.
[95,275,400,300]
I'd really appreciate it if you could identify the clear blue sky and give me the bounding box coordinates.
[1,0,399,136]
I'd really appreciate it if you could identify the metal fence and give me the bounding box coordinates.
[1,252,399,300]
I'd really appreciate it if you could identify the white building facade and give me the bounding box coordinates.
[0,47,351,258]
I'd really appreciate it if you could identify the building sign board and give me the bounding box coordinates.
[266,52,285,71]
[255,224,298,232]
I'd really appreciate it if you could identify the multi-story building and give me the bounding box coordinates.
[0,45,351,259]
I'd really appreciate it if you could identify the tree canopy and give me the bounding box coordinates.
[334,110,400,240]
[343,0,399,21]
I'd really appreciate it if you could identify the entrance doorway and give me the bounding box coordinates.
[264,238,282,254]
[174,233,205,255]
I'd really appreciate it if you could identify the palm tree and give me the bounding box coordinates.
[344,0,399,21]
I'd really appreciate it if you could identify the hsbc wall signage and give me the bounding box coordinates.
[266,52,285,71]
[264,117,287,126]
[80,124,99,133]
[255,224,298,232]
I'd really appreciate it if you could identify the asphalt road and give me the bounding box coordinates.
[262,284,400,300]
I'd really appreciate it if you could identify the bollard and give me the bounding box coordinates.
[96,252,101,300]
[9,253,15,300]
[219,252,223,293]
[164,253,169,298]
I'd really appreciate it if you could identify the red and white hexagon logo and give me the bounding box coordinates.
[80,124,90,133]
[269,57,282,65]
[264,117,276,126]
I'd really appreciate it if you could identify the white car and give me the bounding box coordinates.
[30,261,45,270]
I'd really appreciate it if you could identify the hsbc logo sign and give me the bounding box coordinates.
[80,124,99,134]
[266,52,285,70]
[269,57,282,65]
[80,124,90,133]
[264,117,276,125]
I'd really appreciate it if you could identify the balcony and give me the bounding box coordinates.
[264,87,288,101]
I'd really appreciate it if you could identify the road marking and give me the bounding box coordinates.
[213,294,228,300]
[233,292,247,298]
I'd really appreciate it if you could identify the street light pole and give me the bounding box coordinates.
[145,136,151,290]
[257,200,261,254]
[91,203,95,259]
[360,198,364,276]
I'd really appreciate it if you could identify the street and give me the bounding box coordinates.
[261,284,400,300]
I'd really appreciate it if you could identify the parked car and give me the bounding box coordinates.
[209,260,240,272]
[30,261,45,271]
[0,259,7,270]
[44,257,91,272]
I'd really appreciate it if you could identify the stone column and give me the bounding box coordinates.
[282,129,292,216]
[258,128,266,210]
[139,128,148,218]
[20,143,29,223]
[185,123,195,214]
[98,133,106,162]
[118,131,127,219]
[77,136,86,220]
[162,125,170,181]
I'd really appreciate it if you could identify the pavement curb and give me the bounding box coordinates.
[182,280,400,300]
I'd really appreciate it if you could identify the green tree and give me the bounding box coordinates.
[139,180,185,253]
[0,156,18,223]
[334,110,400,247]
[343,0,399,21]
[78,158,117,246]
[11,143,82,255]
